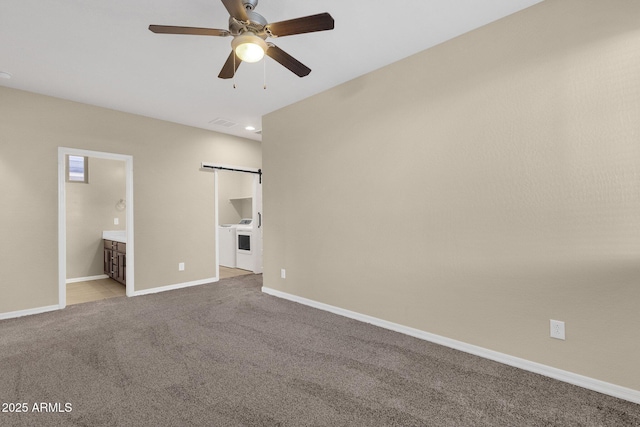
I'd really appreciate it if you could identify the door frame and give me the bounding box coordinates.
[202,162,263,278]
[58,147,134,308]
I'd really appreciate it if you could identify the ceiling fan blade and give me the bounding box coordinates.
[221,0,249,22]
[266,44,311,77]
[266,13,334,37]
[149,25,230,36]
[218,51,242,79]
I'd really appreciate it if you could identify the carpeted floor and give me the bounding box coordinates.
[0,274,638,426]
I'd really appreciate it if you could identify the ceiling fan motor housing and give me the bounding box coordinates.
[229,10,268,37]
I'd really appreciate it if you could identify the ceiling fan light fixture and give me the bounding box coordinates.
[232,33,267,63]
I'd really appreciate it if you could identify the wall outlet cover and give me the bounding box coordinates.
[281,269,286,279]
[179,262,185,271]
[550,319,565,340]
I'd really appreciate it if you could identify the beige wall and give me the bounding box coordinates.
[217,170,254,225]
[66,157,126,279]
[263,0,640,391]
[0,86,261,312]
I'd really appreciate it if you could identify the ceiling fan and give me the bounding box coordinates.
[148,0,334,79]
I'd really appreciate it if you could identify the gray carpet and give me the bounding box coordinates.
[0,274,638,427]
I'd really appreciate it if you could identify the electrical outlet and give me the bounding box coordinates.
[114,218,119,225]
[178,262,185,271]
[280,269,286,279]
[550,319,565,340]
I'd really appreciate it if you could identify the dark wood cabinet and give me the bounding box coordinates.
[103,239,126,285]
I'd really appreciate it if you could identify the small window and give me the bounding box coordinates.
[66,155,88,183]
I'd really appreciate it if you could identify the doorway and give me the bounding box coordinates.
[202,162,263,280]
[58,148,134,309]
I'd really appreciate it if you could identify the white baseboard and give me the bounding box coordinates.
[0,278,220,320]
[0,305,60,321]
[132,277,219,297]
[0,275,219,320]
[261,286,640,405]
[66,274,109,284]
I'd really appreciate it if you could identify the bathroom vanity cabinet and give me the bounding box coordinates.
[103,239,126,285]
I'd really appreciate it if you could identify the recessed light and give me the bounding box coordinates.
[245,126,256,131]
[0,71,12,80]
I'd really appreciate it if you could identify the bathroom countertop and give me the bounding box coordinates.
[102,230,126,243]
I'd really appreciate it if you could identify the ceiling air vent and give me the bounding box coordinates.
[209,117,237,128]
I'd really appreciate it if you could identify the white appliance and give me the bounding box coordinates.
[236,218,253,271]
[218,225,237,268]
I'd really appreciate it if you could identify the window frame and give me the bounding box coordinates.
[65,154,89,183]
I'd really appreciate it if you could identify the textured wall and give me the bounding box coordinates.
[0,86,261,311]
[263,0,640,390]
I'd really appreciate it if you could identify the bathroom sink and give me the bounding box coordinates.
[102,230,126,243]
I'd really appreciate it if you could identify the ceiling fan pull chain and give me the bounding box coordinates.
[263,57,267,90]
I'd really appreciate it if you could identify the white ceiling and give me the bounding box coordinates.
[0,0,542,141]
